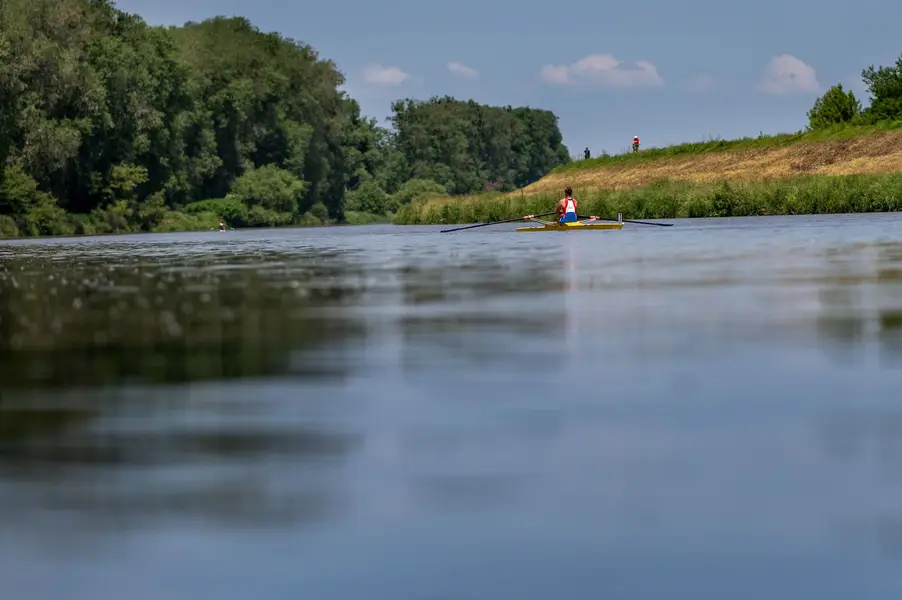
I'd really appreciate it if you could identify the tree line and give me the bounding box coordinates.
[0,0,570,237]
[806,54,902,130]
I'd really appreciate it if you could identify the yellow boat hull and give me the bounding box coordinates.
[516,221,624,231]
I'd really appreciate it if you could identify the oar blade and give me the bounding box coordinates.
[439,211,557,233]
[625,219,673,226]
[578,214,673,227]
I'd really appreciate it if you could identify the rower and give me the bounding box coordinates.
[556,186,578,223]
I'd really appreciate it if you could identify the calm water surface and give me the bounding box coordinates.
[2,214,902,599]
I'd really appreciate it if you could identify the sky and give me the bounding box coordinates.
[117,0,901,157]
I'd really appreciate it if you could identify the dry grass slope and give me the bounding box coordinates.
[521,131,902,195]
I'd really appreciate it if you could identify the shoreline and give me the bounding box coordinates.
[5,125,902,240]
[394,172,902,225]
[395,158,902,226]
[6,207,902,242]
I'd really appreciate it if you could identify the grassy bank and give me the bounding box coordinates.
[394,172,902,224]
[552,120,902,174]
[393,121,902,224]
[526,127,902,198]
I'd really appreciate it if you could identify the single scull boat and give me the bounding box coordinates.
[439,212,670,233]
[516,213,624,232]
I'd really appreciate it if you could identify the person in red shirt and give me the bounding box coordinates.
[632,136,640,152]
[556,186,578,223]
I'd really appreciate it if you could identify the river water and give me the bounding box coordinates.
[2,214,902,599]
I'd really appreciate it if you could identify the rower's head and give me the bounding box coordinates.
[564,186,572,198]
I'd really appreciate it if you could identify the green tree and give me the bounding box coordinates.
[860,53,902,123]
[228,165,306,214]
[166,16,349,216]
[390,178,447,206]
[0,164,72,236]
[389,96,570,195]
[345,180,388,214]
[342,103,408,195]
[807,84,861,130]
[0,1,574,235]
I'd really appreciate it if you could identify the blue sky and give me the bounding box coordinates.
[118,0,901,157]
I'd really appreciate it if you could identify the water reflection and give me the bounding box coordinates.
[2,222,902,597]
[0,245,374,532]
[0,249,368,387]
[0,239,577,533]
[812,241,902,365]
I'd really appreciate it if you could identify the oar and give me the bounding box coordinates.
[440,211,558,233]
[579,214,673,227]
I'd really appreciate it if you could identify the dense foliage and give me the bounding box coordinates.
[389,97,570,195]
[0,0,569,237]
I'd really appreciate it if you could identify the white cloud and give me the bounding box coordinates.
[447,61,477,78]
[539,53,664,88]
[363,65,409,85]
[759,54,819,94]
[684,75,715,92]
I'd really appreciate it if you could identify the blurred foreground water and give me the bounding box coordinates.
[2,214,902,599]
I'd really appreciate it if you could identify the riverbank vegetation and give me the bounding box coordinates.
[4,2,902,237]
[399,55,902,223]
[394,172,902,224]
[0,0,569,238]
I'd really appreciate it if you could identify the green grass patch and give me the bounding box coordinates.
[394,172,902,224]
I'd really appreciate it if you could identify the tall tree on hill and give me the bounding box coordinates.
[806,84,861,130]
[860,53,902,123]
